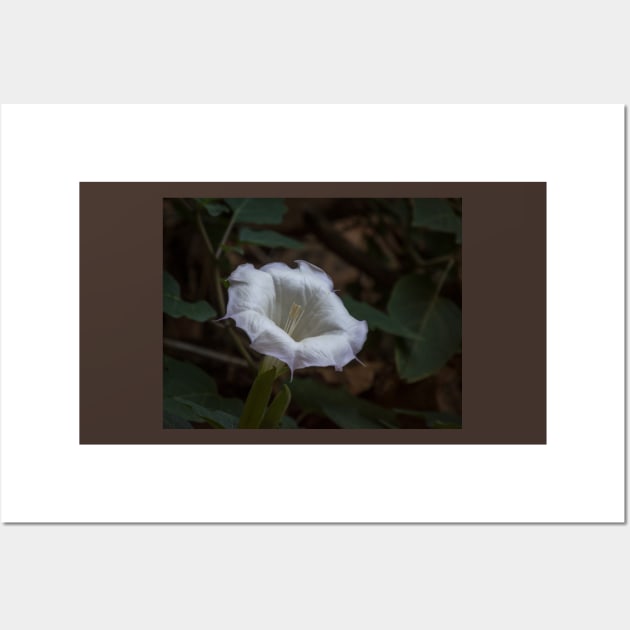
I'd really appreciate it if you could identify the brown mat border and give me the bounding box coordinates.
[80,182,546,444]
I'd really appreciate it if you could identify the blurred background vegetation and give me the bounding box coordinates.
[163,197,462,429]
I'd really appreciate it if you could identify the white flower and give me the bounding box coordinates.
[223,261,368,375]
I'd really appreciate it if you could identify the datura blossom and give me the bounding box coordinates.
[223,261,368,375]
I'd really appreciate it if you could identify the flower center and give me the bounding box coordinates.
[283,302,304,338]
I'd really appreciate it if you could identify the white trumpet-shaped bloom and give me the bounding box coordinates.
[223,261,368,375]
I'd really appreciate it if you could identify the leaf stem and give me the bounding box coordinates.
[195,207,216,256]
[417,258,454,335]
[163,338,249,368]
[195,209,257,371]
[434,258,454,297]
[216,201,246,261]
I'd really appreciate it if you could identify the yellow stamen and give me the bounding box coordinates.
[283,302,304,338]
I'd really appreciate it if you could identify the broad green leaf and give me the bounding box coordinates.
[226,198,287,224]
[342,295,410,338]
[388,274,462,382]
[181,392,243,417]
[412,199,462,243]
[164,397,239,429]
[393,302,461,381]
[178,396,238,429]
[163,356,217,397]
[163,272,217,322]
[289,378,396,429]
[178,396,242,429]
[164,411,193,429]
[165,398,244,430]
[387,274,435,335]
[238,227,303,250]
[201,409,240,429]
[163,357,242,429]
[164,398,206,425]
[320,404,397,429]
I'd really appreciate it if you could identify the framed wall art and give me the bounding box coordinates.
[1,104,623,523]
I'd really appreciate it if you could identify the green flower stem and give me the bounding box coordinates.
[238,367,277,428]
[259,355,283,374]
[260,384,292,429]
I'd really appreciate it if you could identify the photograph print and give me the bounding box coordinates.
[163,197,463,430]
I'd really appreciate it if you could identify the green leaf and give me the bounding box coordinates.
[181,392,243,416]
[226,198,287,224]
[260,384,292,428]
[342,295,411,338]
[180,396,238,429]
[164,411,193,429]
[163,356,217,397]
[388,274,462,382]
[197,199,230,217]
[393,301,462,382]
[289,378,396,429]
[387,274,434,334]
[164,398,239,429]
[163,398,206,426]
[201,409,240,429]
[238,227,303,250]
[163,272,217,322]
[179,396,243,429]
[238,367,277,428]
[412,199,462,243]
[320,404,397,429]
[163,357,243,429]
[280,415,299,429]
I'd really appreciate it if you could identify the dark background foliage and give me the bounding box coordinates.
[163,197,462,429]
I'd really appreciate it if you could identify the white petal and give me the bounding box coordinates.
[294,260,334,291]
[224,263,276,322]
[292,291,367,351]
[294,333,358,371]
[230,308,298,367]
[260,260,333,292]
[258,261,336,325]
